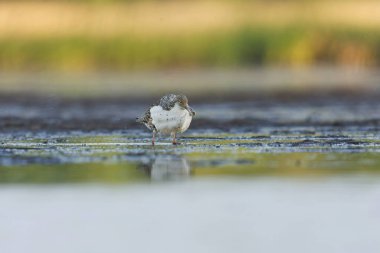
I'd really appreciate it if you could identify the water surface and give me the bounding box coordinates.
[0,93,379,253]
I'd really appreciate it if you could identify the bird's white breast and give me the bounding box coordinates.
[150,103,192,134]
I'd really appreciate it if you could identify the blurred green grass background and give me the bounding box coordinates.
[2,27,379,71]
[1,0,380,72]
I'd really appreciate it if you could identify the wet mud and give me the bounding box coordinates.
[0,92,379,183]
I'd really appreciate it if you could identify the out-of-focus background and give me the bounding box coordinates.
[0,0,379,96]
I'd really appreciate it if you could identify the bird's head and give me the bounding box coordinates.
[177,94,195,116]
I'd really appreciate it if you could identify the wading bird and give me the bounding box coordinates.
[137,94,195,145]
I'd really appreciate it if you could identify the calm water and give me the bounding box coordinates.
[1,178,380,253]
[0,95,380,253]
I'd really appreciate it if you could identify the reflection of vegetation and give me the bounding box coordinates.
[1,152,380,183]
[0,162,146,184]
[190,152,380,177]
[1,27,379,71]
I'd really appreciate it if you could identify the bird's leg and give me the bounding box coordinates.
[152,131,156,146]
[172,132,180,145]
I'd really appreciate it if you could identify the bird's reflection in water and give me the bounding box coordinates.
[139,155,191,181]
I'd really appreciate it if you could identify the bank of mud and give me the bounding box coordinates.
[0,91,379,132]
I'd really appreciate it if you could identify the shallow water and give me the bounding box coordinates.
[0,94,379,252]
[1,129,379,182]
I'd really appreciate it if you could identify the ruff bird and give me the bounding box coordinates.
[137,94,195,145]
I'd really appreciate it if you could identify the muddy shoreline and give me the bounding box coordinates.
[0,91,379,177]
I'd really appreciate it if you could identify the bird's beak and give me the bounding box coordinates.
[186,106,195,116]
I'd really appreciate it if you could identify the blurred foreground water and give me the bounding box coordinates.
[0,87,379,253]
[1,178,380,253]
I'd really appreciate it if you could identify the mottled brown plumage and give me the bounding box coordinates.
[136,94,195,145]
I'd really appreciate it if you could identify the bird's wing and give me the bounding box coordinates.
[136,105,154,124]
[159,94,177,110]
